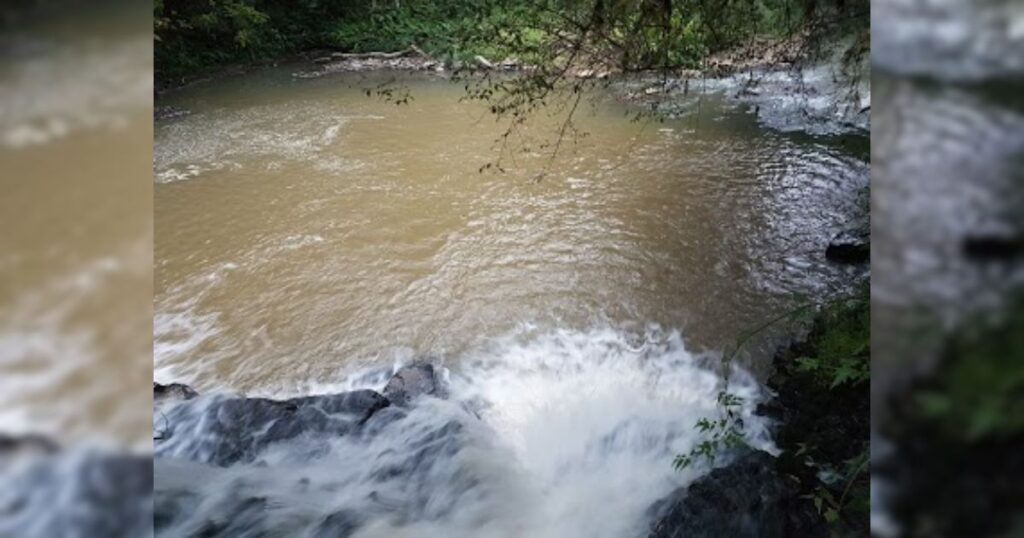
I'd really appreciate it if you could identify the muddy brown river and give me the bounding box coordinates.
[154,68,868,397]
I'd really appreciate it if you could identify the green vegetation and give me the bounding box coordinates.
[913,301,1024,440]
[155,1,554,82]
[779,288,870,532]
[673,391,747,470]
[155,0,867,84]
[676,286,870,533]
[794,291,870,389]
[882,295,1024,536]
[156,0,868,170]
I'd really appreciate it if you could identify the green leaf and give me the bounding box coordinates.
[830,360,859,388]
[795,356,820,372]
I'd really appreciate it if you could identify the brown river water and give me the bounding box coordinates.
[154,68,868,398]
[0,3,152,449]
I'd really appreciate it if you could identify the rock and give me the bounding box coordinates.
[962,232,1024,261]
[154,106,191,121]
[194,496,269,537]
[313,56,333,64]
[0,433,60,474]
[474,55,494,69]
[155,390,390,466]
[825,228,870,264]
[0,433,59,457]
[383,361,443,406]
[648,449,823,538]
[754,400,785,422]
[153,382,198,404]
[768,338,870,470]
[312,510,363,538]
[0,450,153,537]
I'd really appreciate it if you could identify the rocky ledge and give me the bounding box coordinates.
[648,448,823,538]
[156,353,866,536]
[826,227,870,264]
[0,434,152,537]
[647,319,870,537]
[154,360,443,467]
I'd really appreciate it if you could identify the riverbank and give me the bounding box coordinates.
[158,29,869,140]
[648,289,870,536]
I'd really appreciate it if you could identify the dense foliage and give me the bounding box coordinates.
[154,0,867,83]
[678,287,870,533]
[879,294,1024,536]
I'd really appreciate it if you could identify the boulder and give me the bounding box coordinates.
[383,361,443,406]
[825,228,869,264]
[962,232,1024,261]
[0,450,153,537]
[312,510,363,538]
[154,106,191,121]
[153,382,198,404]
[0,433,59,457]
[648,449,823,538]
[155,390,389,466]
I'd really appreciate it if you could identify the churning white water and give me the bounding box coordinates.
[154,326,774,537]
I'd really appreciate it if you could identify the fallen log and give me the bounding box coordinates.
[329,44,429,61]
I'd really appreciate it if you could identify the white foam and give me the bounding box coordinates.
[156,325,774,537]
[0,36,151,149]
[0,241,148,449]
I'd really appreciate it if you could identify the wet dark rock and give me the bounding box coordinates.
[0,451,153,537]
[312,510,363,538]
[156,389,389,466]
[877,300,1024,536]
[0,433,59,458]
[738,321,870,536]
[196,496,268,537]
[753,399,785,423]
[154,381,199,403]
[825,228,870,264]
[383,361,444,406]
[154,489,200,532]
[368,419,464,484]
[962,232,1024,261]
[767,339,869,468]
[648,448,822,538]
[154,106,191,121]
[361,405,410,435]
